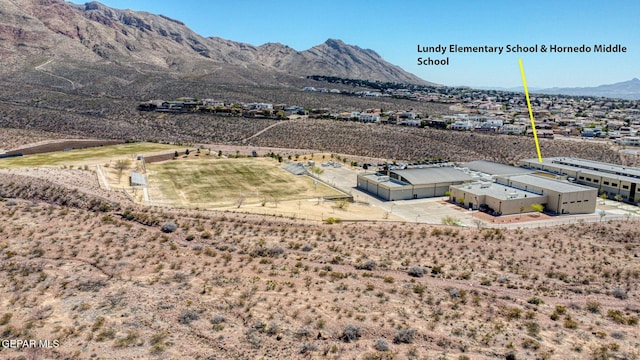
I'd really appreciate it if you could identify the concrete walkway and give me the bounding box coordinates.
[95,165,110,191]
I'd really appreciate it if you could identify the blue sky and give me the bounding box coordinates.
[69,0,639,88]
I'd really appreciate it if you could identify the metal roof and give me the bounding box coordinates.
[130,171,147,186]
[451,182,544,201]
[282,163,307,176]
[360,173,407,188]
[464,160,535,176]
[521,158,640,183]
[391,168,472,185]
[502,174,596,193]
[522,157,640,179]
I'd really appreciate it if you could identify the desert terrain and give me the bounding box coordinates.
[0,147,639,360]
[0,1,639,359]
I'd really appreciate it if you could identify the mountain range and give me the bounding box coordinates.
[0,0,430,86]
[479,78,640,100]
[534,78,640,100]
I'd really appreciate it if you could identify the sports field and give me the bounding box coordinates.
[146,157,343,208]
[0,142,181,168]
[0,142,185,168]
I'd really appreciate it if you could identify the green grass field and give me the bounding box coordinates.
[147,157,341,208]
[0,143,180,168]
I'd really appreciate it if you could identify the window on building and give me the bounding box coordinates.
[579,176,585,180]
[623,185,629,189]
[586,178,592,182]
[611,183,617,187]
[603,181,610,185]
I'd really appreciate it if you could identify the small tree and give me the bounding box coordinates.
[600,193,608,202]
[336,199,349,210]
[235,194,245,208]
[599,210,607,222]
[531,203,544,214]
[114,159,132,184]
[614,194,623,203]
[271,194,280,208]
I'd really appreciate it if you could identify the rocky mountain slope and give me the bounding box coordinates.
[0,0,430,85]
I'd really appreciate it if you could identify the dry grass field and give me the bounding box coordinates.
[0,142,181,168]
[145,157,342,208]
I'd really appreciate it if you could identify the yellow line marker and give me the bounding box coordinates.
[519,58,543,162]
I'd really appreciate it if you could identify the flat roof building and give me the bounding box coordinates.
[463,160,535,177]
[520,157,640,204]
[450,173,597,215]
[357,168,472,201]
[450,182,545,215]
[496,174,597,215]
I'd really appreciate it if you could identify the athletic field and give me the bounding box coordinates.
[146,157,342,208]
[0,142,180,168]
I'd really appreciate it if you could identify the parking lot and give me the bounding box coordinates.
[314,164,478,225]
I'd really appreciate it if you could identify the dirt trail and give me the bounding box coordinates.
[34,58,76,90]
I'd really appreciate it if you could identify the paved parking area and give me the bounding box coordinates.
[315,165,477,225]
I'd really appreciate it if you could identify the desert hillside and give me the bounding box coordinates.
[0,170,638,359]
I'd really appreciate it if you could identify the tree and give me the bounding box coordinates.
[614,194,623,203]
[335,199,349,211]
[174,151,179,158]
[235,194,245,208]
[114,159,132,184]
[271,194,280,208]
[599,210,607,222]
[185,149,190,156]
[519,205,525,218]
[472,219,484,231]
[531,204,544,214]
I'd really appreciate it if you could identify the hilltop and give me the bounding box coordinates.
[0,0,429,85]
